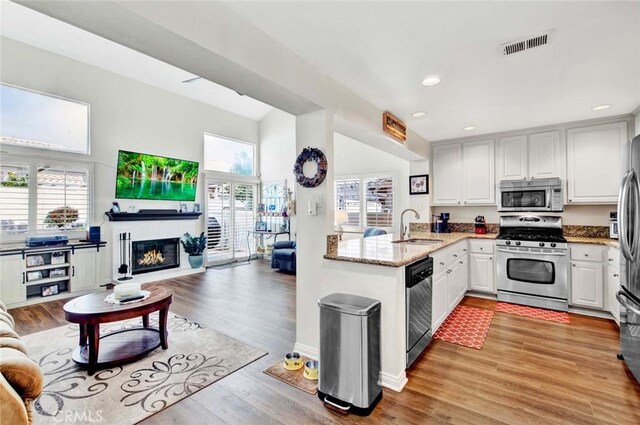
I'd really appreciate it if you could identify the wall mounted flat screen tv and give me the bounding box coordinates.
[115,150,199,201]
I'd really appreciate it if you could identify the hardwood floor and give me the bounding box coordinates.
[10,261,640,425]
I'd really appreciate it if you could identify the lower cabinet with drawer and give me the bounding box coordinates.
[607,246,621,324]
[431,241,469,332]
[569,244,606,309]
[468,240,495,293]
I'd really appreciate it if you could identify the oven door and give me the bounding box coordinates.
[496,246,568,299]
[498,188,551,212]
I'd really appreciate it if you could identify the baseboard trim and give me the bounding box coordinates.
[293,342,319,360]
[380,370,408,392]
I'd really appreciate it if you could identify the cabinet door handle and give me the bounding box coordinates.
[72,266,75,277]
[440,262,445,266]
[614,273,619,278]
[453,254,458,258]
[572,263,576,267]
[584,253,589,257]
[608,258,614,262]
[463,248,468,252]
[459,261,464,264]
[22,272,25,284]
[489,257,493,260]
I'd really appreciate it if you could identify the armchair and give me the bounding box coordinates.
[271,240,296,274]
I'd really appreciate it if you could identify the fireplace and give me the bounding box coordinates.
[131,238,180,275]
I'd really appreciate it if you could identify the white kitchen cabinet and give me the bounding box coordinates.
[469,253,495,293]
[571,261,604,309]
[71,249,102,292]
[462,140,495,205]
[498,135,528,181]
[529,130,563,180]
[432,270,448,332]
[0,256,26,305]
[432,144,463,205]
[567,122,627,204]
[447,261,461,311]
[456,255,469,302]
[607,247,621,324]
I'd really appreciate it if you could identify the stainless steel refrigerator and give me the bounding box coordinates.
[617,133,640,383]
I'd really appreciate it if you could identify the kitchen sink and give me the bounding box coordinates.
[392,238,443,245]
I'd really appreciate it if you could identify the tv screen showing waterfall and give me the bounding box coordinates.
[115,150,199,201]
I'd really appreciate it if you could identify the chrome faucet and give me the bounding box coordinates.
[400,209,421,240]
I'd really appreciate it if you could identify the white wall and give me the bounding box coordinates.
[334,133,411,235]
[1,37,259,280]
[258,109,296,234]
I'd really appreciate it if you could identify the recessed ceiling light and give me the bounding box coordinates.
[464,126,477,131]
[411,111,427,118]
[592,104,612,111]
[421,76,441,86]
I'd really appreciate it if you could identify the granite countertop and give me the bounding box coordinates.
[324,232,498,267]
[566,236,619,248]
[324,232,620,267]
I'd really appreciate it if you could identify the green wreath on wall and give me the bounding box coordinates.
[293,147,328,188]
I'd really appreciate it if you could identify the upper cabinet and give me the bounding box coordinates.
[498,131,564,181]
[498,135,528,181]
[529,130,564,180]
[433,140,495,206]
[432,144,463,205]
[567,122,627,204]
[463,140,495,205]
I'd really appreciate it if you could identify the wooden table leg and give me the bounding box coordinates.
[87,323,99,375]
[142,314,149,328]
[79,323,88,347]
[159,307,169,350]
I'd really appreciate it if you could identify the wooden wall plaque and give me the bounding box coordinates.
[382,112,407,142]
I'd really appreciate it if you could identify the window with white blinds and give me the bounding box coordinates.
[0,163,30,234]
[37,166,89,231]
[335,179,361,227]
[0,156,92,239]
[206,181,256,264]
[335,175,395,231]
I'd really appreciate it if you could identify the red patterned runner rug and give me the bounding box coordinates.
[433,305,495,350]
[495,302,570,324]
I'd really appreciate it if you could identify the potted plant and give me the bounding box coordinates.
[180,232,207,268]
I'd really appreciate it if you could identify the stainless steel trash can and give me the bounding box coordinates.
[317,293,382,416]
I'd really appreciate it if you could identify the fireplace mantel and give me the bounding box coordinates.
[105,211,202,222]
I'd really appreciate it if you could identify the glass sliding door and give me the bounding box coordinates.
[206,180,256,265]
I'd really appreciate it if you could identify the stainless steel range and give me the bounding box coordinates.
[496,215,569,311]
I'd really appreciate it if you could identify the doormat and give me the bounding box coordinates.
[433,305,494,350]
[264,358,318,395]
[22,313,267,424]
[495,302,570,324]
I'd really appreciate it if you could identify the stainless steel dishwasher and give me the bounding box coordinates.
[406,257,433,367]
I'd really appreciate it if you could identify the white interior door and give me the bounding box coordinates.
[206,180,256,265]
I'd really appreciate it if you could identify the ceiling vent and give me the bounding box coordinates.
[500,30,555,56]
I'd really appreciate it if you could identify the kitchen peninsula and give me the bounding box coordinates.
[295,231,496,391]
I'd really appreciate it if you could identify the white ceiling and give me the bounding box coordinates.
[0,1,274,122]
[224,1,640,141]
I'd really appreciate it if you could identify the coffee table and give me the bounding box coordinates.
[63,284,173,375]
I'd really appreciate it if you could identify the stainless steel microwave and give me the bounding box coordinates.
[498,178,564,212]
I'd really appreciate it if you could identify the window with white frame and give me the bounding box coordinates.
[203,133,255,176]
[335,175,394,231]
[0,156,91,238]
[0,83,90,154]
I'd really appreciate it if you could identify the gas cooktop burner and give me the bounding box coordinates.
[497,233,567,243]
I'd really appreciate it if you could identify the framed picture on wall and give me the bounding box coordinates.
[409,174,429,195]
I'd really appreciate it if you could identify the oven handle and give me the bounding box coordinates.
[617,290,640,317]
[496,248,567,256]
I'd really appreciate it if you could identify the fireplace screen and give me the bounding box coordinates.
[131,238,180,275]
